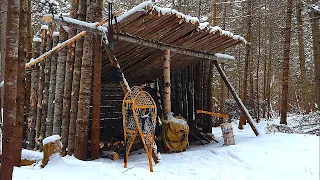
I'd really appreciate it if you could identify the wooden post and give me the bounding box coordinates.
[36,26,47,150]
[28,40,41,150]
[1,0,20,178]
[15,0,29,165]
[213,60,259,136]
[46,33,59,137]
[91,35,102,160]
[163,50,171,114]
[53,26,68,136]
[40,25,53,151]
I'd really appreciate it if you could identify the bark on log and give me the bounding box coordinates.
[25,31,87,69]
[36,27,47,150]
[61,27,76,155]
[61,0,79,156]
[101,151,120,160]
[46,34,59,137]
[163,50,171,114]
[1,0,20,178]
[91,0,103,159]
[213,60,259,136]
[91,35,102,160]
[15,0,29,165]
[24,0,33,143]
[74,30,93,160]
[40,28,53,151]
[28,41,41,150]
[68,0,87,156]
[53,26,68,135]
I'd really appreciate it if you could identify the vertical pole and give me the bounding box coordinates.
[213,60,259,136]
[163,50,171,115]
[36,26,47,150]
[1,0,20,178]
[91,35,101,160]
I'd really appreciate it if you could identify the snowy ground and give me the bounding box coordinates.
[13,117,319,180]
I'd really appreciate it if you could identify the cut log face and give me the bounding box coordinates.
[101,151,120,160]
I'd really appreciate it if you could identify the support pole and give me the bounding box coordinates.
[91,35,101,160]
[213,60,259,136]
[163,50,171,114]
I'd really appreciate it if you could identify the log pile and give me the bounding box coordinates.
[187,121,218,145]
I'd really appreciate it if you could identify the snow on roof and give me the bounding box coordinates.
[43,135,61,145]
[114,1,247,44]
[215,53,235,60]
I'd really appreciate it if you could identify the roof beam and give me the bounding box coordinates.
[116,33,233,62]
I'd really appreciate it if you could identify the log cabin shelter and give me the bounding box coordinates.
[25,1,258,158]
[94,1,259,141]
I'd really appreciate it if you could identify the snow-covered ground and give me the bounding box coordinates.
[13,118,319,180]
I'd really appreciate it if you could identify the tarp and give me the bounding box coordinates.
[162,115,189,152]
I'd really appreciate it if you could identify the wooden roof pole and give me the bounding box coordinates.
[25,31,87,69]
[26,16,114,69]
[163,50,171,115]
[212,60,259,136]
[116,33,233,62]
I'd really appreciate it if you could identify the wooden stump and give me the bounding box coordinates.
[220,123,235,145]
[41,135,62,167]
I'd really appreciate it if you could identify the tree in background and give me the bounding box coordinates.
[280,0,293,125]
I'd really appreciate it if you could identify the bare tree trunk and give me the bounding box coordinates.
[280,0,293,125]
[28,41,41,149]
[296,0,309,114]
[46,34,59,137]
[53,26,67,135]
[68,0,87,155]
[309,0,320,110]
[61,0,79,155]
[1,0,20,178]
[211,0,216,26]
[197,0,201,18]
[239,0,252,129]
[163,50,171,114]
[256,15,261,122]
[263,55,267,118]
